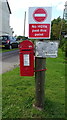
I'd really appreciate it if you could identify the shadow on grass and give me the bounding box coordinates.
[44,97,65,119]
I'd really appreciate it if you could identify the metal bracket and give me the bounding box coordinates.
[34,68,47,72]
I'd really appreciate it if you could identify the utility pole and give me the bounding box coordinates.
[23,11,26,37]
[63,1,67,20]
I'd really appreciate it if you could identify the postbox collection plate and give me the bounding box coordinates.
[23,54,30,66]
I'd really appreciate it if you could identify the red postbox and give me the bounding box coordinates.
[19,40,34,76]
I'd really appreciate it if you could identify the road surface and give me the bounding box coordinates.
[0,50,19,74]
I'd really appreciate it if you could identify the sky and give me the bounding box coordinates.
[8,0,66,36]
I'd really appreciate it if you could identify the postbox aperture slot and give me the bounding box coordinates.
[21,49,31,51]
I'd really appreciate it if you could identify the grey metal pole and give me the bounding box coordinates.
[23,11,26,36]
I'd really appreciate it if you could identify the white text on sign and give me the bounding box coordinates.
[32,25,48,28]
[29,24,50,38]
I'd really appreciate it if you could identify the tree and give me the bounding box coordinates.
[51,17,61,40]
[59,20,67,58]
[16,36,28,40]
[51,17,67,58]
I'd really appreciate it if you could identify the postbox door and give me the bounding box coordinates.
[20,51,34,76]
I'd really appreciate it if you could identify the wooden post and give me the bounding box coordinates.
[34,57,46,110]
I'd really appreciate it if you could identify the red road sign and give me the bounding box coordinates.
[29,24,50,38]
[29,7,52,39]
[33,8,47,22]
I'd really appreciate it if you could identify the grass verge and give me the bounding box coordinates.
[0,48,18,53]
[2,49,65,119]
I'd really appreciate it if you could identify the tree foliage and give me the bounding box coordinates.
[51,16,67,40]
[51,17,67,57]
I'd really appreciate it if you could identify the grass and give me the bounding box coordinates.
[0,74,2,120]
[0,49,2,53]
[2,49,65,119]
[0,48,18,53]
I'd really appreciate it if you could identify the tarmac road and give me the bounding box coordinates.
[0,49,19,74]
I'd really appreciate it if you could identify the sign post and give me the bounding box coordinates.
[29,7,52,110]
[34,57,46,109]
